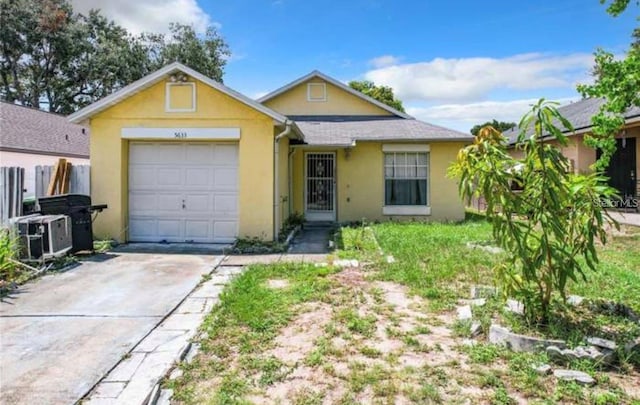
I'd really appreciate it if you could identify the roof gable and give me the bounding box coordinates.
[68,62,287,124]
[258,71,412,119]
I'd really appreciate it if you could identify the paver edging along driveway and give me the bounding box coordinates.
[0,251,222,405]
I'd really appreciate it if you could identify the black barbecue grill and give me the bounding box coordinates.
[37,194,107,253]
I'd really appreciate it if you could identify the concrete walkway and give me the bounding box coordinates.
[609,211,640,227]
[0,252,222,405]
[288,223,334,254]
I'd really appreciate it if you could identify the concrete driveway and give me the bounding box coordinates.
[0,251,221,405]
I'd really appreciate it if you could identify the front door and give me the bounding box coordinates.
[599,137,637,205]
[305,152,336,221]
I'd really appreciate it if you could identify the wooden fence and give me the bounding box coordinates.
[0,167,25,225]
[0,165,90,225]
[35,165,90,199]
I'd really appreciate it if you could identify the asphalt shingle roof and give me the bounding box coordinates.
[0,101,89,158]
[504,98,640,144]
[290,115,472,146]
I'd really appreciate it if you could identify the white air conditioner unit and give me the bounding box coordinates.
[13,215,72,262]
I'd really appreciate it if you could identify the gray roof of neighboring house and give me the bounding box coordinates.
[504,98,640,144]
[290,115,472,146]
[1,101,89,158]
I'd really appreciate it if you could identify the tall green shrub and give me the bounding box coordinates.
[449,100,617,324]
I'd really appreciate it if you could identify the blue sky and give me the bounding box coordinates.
[73,0,638,132]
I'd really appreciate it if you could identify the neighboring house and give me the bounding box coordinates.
[505,98,640,205]
[68,62,472,243]
[0,101,90,197]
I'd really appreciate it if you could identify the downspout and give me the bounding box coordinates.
[288,148,297,218]
[274,120,292,241]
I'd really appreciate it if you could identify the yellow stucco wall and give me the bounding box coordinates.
[291,142,466,223]
[89,78,276,242]
[262,78,394,116]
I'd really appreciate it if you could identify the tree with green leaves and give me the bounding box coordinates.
[0,0,230,114]
[348,80,405,112]
[449,100,616,324]
[577,0,639,168]
[142,23,229,84]
[470,120,516,136]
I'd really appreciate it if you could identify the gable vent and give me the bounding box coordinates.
[166,82,196,112]
[307,83,327,102]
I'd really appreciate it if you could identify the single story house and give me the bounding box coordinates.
[68,62,472,243]
[0,101,89,197]
[505,98,640,204]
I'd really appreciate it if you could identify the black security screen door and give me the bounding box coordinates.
[598,137,637,204]
[305,153,336,221]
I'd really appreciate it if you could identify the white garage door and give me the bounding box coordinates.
[128,142,238,243]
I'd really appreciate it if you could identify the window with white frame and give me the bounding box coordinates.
[384,151,429,206]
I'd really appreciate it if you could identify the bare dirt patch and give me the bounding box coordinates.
[331,266,367,287]
[176,266,640,404]
[248,267,497,404]
[269,302,332,364]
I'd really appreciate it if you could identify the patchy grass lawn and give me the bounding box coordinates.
[170,217,640,404]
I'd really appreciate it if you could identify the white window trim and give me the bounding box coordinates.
[383,206,431,216]
[165,82,197,112]
[382,149,431,216]
[307,83,327,102]
[382,144,430,152]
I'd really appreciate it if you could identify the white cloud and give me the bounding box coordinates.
[408,97,579,132]
[369,55,401,68]
[71,0,214,35]
[365,53,593,103]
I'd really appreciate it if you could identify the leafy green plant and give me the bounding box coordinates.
[576,0,639,169]
[286,212,305,228]
[93,239,116,253]
[278,212,305,242]
[449,99,617,324]
[0,230,22,288]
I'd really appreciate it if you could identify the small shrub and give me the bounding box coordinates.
[93,239,116,253]
[278,212,305,241]
[0,230,22,288]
